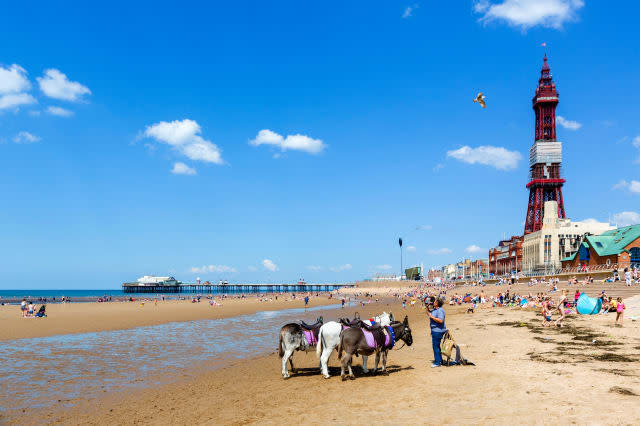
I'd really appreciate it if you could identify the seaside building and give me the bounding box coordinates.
[135,276,181,286]
[442,264,456,280]
[427,268,443,281]
[522,201,614,274]
[488,236,523,277]
[469,259,489,280]
[524,55,566,235]
[561,225,640,270]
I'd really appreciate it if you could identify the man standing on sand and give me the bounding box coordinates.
[304,295,309,309]
[427,297,447,368]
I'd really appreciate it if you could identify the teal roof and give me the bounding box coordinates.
[583,225,640,256]
[561,251,578,262]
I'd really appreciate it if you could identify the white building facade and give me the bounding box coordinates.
[522,201,614,274]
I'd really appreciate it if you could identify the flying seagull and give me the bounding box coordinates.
[473,92,486,108]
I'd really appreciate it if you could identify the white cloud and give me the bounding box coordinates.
[474,0,584,30]
[428,248,452,255]
[407,246,416,252]
[190,265,237,274]
[307,265,323,271]
[46,106,74,117]
[37,69,91,102]
[376,264,393,270]
[556,116,582,130]
[402,4,418,18]
[143,119,225,165]
[612,212,640,227]
[613,180,640,194]
[28,110,41,116]
[416,224,432,231]
[250,129,326,155]
[465,245,485,254]
[171,162,196,175]
[447,145,521,170]
[13,131,41,144]
[0,64,31,94]
[262,259,278,272]
[329,264,352,272]
[0,93,37,110]
[633,136,640,149]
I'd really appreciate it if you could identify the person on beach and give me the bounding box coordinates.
[624,268,631,286]
[574,290,580,307]
[554,290,567,327]
[615,297,625,326]
[304,295,309,308]
[427,297,446,368]
[541,298,553,327]
[21,298,27,318]
[27,301,35,317]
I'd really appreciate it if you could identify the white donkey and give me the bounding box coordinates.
[316,312,394,379]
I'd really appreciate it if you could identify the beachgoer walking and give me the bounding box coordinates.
[20,298,27,318]
[341,298,345,308]
[304,295,309,308]
[554,290,567,327]
[427,297,447,368]
[615,297,625,326]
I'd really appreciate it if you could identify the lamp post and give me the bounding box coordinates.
[399,238,403,281]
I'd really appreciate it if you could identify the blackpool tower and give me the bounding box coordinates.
[524,54,566,234]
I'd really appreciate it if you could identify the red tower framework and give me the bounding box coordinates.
[524,55,566,234]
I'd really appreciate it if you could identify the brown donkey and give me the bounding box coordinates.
[337,315,413,380]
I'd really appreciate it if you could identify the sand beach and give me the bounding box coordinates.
[2,281,640,425]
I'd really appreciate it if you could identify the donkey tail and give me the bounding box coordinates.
[337,333,343,360]
[278,331,284,358]
[315,327,324,358]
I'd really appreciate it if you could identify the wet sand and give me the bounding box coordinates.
[23,297,640,425]
[0,295,340,341]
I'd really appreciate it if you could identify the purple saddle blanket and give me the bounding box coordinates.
[303,330,317,345]
[362,328,390,349]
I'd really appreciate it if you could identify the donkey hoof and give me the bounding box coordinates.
[291,369,297,374]
[341,376,347,381]
[323,375,331,380]
[349,375,356,380]
[382,370,389,376]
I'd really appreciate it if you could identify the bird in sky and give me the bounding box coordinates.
[473,92,486,108]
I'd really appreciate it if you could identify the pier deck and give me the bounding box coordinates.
[122,282,354,294]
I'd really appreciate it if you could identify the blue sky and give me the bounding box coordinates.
[1,1,639,288]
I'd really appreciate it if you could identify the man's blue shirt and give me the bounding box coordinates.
[430,307,446,333]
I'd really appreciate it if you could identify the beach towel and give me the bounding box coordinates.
[576,293,602,315]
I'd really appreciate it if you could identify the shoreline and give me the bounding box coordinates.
[0,294,342,341]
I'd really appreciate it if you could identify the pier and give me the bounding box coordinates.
[122,282,355,294]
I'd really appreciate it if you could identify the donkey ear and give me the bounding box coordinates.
[403,315,408,324]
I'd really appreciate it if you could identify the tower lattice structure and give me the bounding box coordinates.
[524,55,566,235]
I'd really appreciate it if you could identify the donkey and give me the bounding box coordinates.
[316,312,394,379]
[337,315,413,381]
[278,316,323,379]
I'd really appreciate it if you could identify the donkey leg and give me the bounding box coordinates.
[320,347,332,379]
[348,357,355,379]
[288,353,296,374]
[282,348,294,378]
[362,355,369,373]
[373,351,380,374]
[340,353,351,381]
[382,350,389,375]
